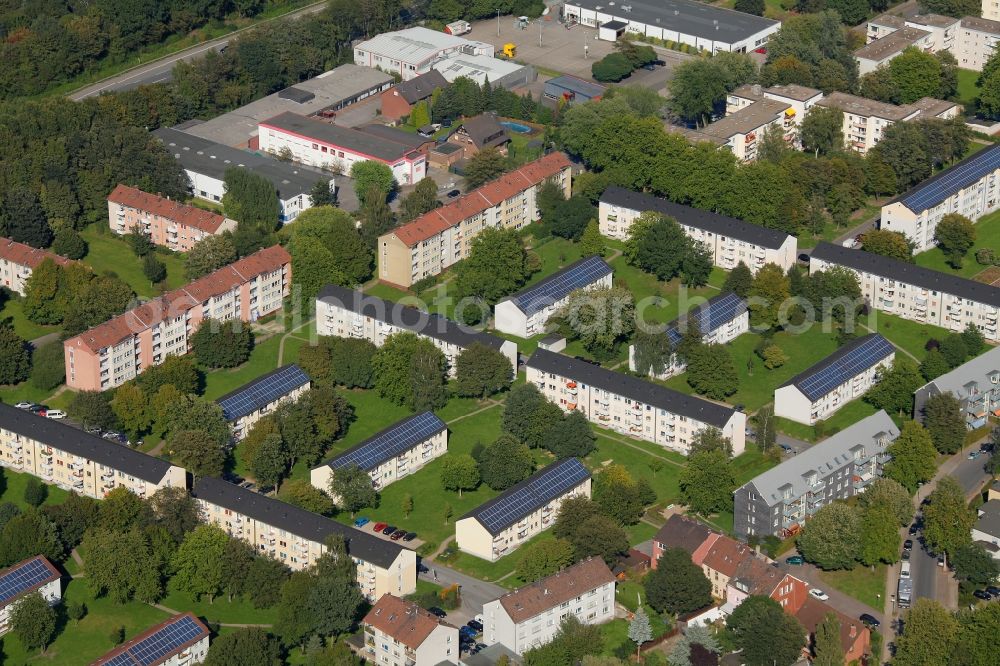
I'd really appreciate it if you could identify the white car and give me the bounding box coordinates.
[44,409,67,419]
[809,588,829,601]
[14,401,33,409]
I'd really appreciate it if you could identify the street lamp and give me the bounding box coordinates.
[497,9,501,37]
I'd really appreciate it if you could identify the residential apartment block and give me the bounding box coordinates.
[0,236,72,296]
[774,334,895,425]
[0,403,186,499]
[914,344,1000,429]
[809,242,1000,342]
[377,152,572,288]
[734,410,899,539]
[107,184,236,252]
[986,0,1000,23]
[64,245,291,391]
[880,142,1000,252]
[362,594,460,666]
[216,363,311,441]
[855,26,935,74]
[674,97,793,162]
[956,17,1000,70]
[817,92,960,155]
[727,84,824,132]
[494,256,613,338]
[0,556,61,637]
[353,27,494,80]
[92,613,210,666]
[598,187,797,273]
[192,477,416,600]
[526,349,747,456]
[629,292,749,380]
[455,458,592,562]
[862,12,1000,72]
[482,558,615,655]
[316,284,517,376]
[311,412,447,501]
[258,112,427,186]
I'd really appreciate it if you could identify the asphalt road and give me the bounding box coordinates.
[418,562,505,626]
[68,1,328,100]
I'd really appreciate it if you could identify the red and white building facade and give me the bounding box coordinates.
[107,184,236,252]
[0,237,73,296]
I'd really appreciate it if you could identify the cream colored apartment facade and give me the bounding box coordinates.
[985,0,1000,22]
[526,349,747,456]
[216,364,311,441]
[377,152,572,288]
[0,237,72,296]
[865,12,998,71]
[956,17,1000,71]
[0,557,61,637]
[817,92,920,155]
[362,595,460,666]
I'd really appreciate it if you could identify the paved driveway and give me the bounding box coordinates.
[419,562,506,626]
[776,560,883,626]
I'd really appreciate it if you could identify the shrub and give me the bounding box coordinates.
[976,248,996,265]
[592,53,633,82]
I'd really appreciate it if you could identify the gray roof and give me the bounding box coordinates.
[459,114,510,150]
[0,403,175,484]
[526,348,738,428]
[917,345,1000,402]
[975,499,1000,539]
[736,410,899,506]
[393,70,449,104]
[869,13,906,29]
[433,53,527,85]
[817,92,918,122]
[355,27,486,65]
[854,27,930,61]
[317,284,509,353]
[191,477,406,568]
[260,112,419,162]
[568,0,778,44]
[765,84,823,102]
[356,124,432,150]
[911,14,960,28]
[152,127,319,198]
[700,98,788,138]
[810,242,1000,309]
[460,643,522,666]
[960,16,1000,33]
[544,75,607,99]
[601,186,790,250]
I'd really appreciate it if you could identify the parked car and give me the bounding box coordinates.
[809,588,829,601]
[417,562,429,574]
[779,444,793,454]
[986,585,1000,597]
[447,189,461,198]
[372,522,388,533]
[403,532,417,542]
[390,529,406,540]
[859,613,880,628]
[641,62,656,70]
[84,424,102,434]
[974,589,992,600]
[785,556,805,565]
[908,523,919,536]
[459,626,477,639]
[354,517,370,528]
[968,450,980,459]
[427,607,447,618]
[239,481,257,492]
[382,524,397,535]
[937,556,946,567]
[14,401,33,409]
[45,409,66,419]
[900,562,911,579]
[467,619,484,632]
[28,404,47,414]
[901,549,910,561]
[903,539,913,551]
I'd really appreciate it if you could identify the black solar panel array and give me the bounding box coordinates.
[0,558,55,606]
[510,256,613,317]
[789,334,895,402]
[329,411,446,472]
[216,364,310,421]
[98,615,206,666]
[665,292,747,347]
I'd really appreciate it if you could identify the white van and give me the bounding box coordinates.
[900,561,911,579]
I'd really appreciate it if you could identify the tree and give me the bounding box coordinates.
[30,341,65,391]
[223,168,280,232]
[172,525,229,602]
[0,325,30,385]
[22,478,47,508]
[1,188,52,248]
[351,161,396,206]
[479,435,534,491]
[149,487,201,544]
[371,333,448,410]
[594,464,650,525]
[592,52,634,83]
[549,286,635,359]
[735,0,765,14]
[329,464,378,514]
[680,451,736,515]
[812,612,845,666]
[893,598,959,666]
[191,318,253,368]
[645,547,712,615]
[399,177,440,222]
[82,527,161,603]
[859,505,901,566]
[309,179,335,207]
[885,421,938,492]
[625,212,690,280]
[920,348,951,381]
[579,220,605,257]
[923,476,975,558]
[328,337,377,389]
[889,47,944,104]
[866,358,922,417]
[112,383,152,441]
[748,263,790,330]
[922,392,966,455]
[723,262,753,299]
[284,205,371,287]
[455,227,530,303]
[244,556,290,609]
[0,508,61,567]
[754,404,777,453]
[553,497,603,540]
[278,480,335,516]
[465,147,508,189]
[142,253,166,284]
[517,538,575,582]
[185,234,237,280]
[668,59,730,126]
[935,213,976,268]
[862,229,913,262]
[961,323,987,357]
[167,429,227,478]
[939,333,969,368]
[503,383,546,443]
[10,592,56,655]
[800,106,844,157]
[68,390,116,430]
[628,607,653,661]
[952,542,1000,589]
[204,627,283,666]
[67,601,87,624]
[357,185,397,249]
[685,344,739,399]
[249,433,289,490]
[569,513,629,565]
[52,228,87,259]
[455,343,513,399]
[760,344,788,370]
[440,455,480,497]
[858,478,913,526]
[796,502,861,570]
[727,595,805,666]
[43,493,98,549]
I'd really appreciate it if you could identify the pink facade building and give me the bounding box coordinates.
[107,184,236,252]
[0,237,73,296]
[64,245,291,392]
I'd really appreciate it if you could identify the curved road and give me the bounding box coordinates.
[68,1,329,101]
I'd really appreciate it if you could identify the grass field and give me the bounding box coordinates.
[79,227,187,298]
[0,297,57,340]
[158,579,278,626]
[913,208,1000,279]
[957,68,981,104]
[0,467,70,510]
[818,563,887,610]
[858,310,951,362]
[775,398,880,442]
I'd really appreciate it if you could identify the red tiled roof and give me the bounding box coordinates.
[497,557,615,623]
[391,151,571,247]
[108,184,228,234]
[363,594,455,649]
[794,597,867,656]
[701,535,755,578]
[65,245,290,353]
[0,237,73,269]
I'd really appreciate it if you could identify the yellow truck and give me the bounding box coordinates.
[499,43,517,59]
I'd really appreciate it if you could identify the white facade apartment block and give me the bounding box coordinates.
[986,0,1000,23]
[216,364,311,441]
[956,17,1000,71]
[363,595,460,666]
[863,13,999,72]
[0,557,61,637]
[726,84,824,132]
[599,187,797,273]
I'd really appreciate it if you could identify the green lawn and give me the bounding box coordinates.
[775,398,879,442]
[818,563,887,610]
[913,208,1000,279]
[79,226,187,299]
[732,446,779,485]
[202,333,285,401]
[0,467,70,510]
[0,297,58,340]
[0,381,59,408]
[158,578,278,625]
[858,310,952,362]
[957,68,981,104]
[0,579,171,665]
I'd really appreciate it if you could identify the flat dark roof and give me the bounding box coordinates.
[526,349,737,428]
[545,75,607,99]
[811,242,1000,309]
[260,112,416,162]
[191,477,406,568]
[601,186,790,250]
[0,403,174,484]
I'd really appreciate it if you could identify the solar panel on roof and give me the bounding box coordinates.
[217,364,310,421]
[123,615,204,666]
[99,654,137,666]
[330,412,446,472]
[0,558,54,606]
[900,143,1000,213]
[476,459,590,534]
[511,257,612,317]
[794,335,895,402]
[665,293,747,347]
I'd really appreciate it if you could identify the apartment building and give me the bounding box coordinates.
[64,245,291,391]
[598,187,797,273]
[0,236,73,296]
[651,514,720,568]
[854,27,935,74]
[316,284,517,375]
[526,349,747,456]
[727,83,823,132]
[311,412,447,501]
[455,458,592,562]
[914,345,1000,429]
[0,403,186,499]
[92,613,210,666]
[881,141,1000,252]
[629,292,749,380]
[972,499,1000,559]
[216,363,311,441]
[482,558,615,655]
[258,112,426,186]
[986,0,1000,23]
[494,256,613,338]
[774,334,895,425]
[734,410,899,539]
[956,17,1000,70]
[0,556,61,637]
[809,242,1000,342]
[362,594,460,666]
[864,12,1000,71]
[192,477,416,599]
[673,97,792,162]
[353,27,494,80]
[377,152,572,288]
[107,184,236,252]
[817,93,915,155]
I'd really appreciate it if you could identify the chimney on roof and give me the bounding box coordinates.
[543,588,549,595]
[849,624,857,638]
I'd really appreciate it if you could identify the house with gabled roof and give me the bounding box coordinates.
[362,594,460,665]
